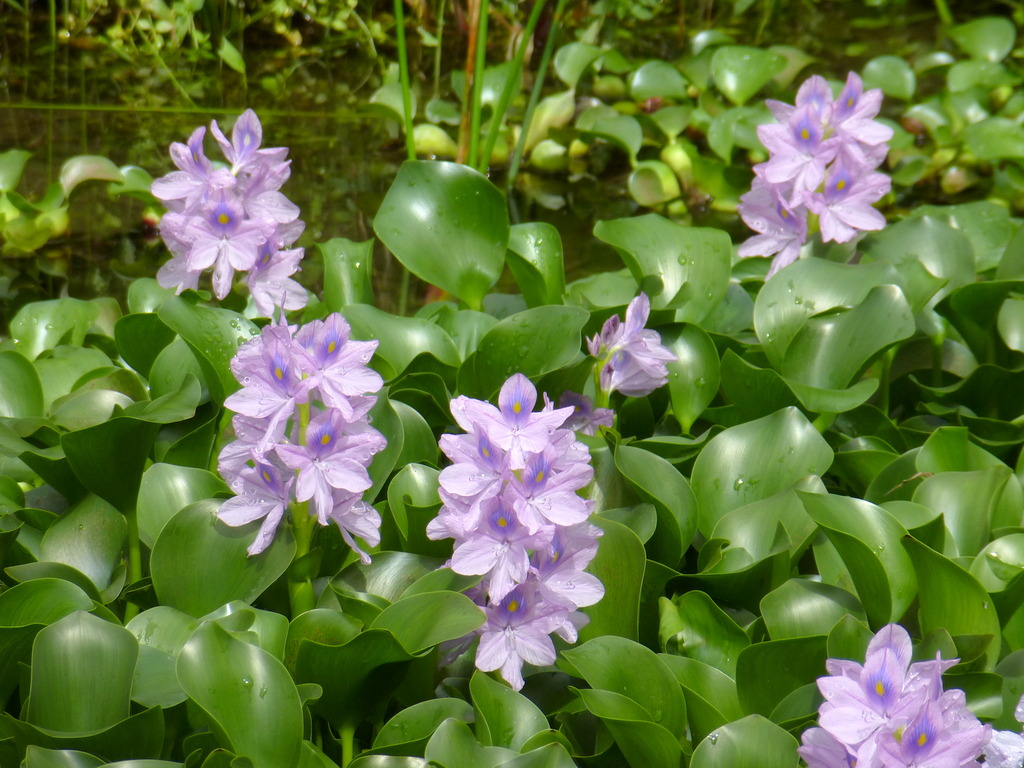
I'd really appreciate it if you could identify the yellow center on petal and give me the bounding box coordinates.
[847,96,854,107]
[497,516,508,527]
[874,680,885,696]
[274,367,284,380]
[551,551,560,562]
[800,128,810,140]
[781,208,789,218]
[218,212,231,225]
[262,470,272,483]
[327,341,337,353]
[482,446,490,458]
[513,401,522,414]
[320,433,332,446]
[836,179,847,192]
[507,600,519,613]
[916,732,928,747]
[535,470,545,483]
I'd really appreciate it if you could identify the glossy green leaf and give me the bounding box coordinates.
[177,622,304,768]
[910,201,1013,274]
[373,698,473,754]
[370,591,483,654]
[594,214,731,317]
[690,715,798,768]
[964,118,1024,162]
[578,517,645,643]
[735,635,826,718]
[575,108,643,163]
[904,537,1002,669]
[863,55,916,100]
[710,46,786,105]
[761,579,864,640]
[553,43,606,89]
[9,298,100,361]
[711,489,817,560]
[332,552,445,604]
[150,499,294,617]
[342,304,460,380]
[0,148,31,191]
[459,305,588,398]
[573,688,684,768]
[423,718,513,768]
[158,297,258,402]
[507,223,566,308]
[374,161,508,309]
[522,91,575,153]
[137,463,229,549]
[691,407,833,535]
[563,635,686,739]
[803,493,916,628]
[614,444,696,565]
[662,324,719,433]
[39,494,126,595]
[949,16,1016,62]
[321,238,374,310]
[59,155,123,197]
[60,417,159,513]
[627,160,681,207]
[672,590,749,678]
[0,350,43,418]
[629,60,688,100]
[0,707,164,765]
[469,669,547,750]
[28,611,138,732]
[914,466,1011,557]
[34,346,115,411]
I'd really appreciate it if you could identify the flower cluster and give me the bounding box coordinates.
[984,696,1024,767]
[738,72,893,277]
[217,313,386,560]
[587,293,675,400]
[152,109,307,315]
[800,623,990,768]
[428,373,604,690]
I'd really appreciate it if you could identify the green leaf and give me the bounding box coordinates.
[761,579,864,640]
[506,223,566,308]
[573,688,684,768]
[659,655,742,744]
[629,60,689,100]
[710,46,786,105]
[964,118,1024,162]
[373,698,474,753]
[113,314,176,381]
[217,38,246,74]
[59,155,124,197]
[423,719,513,768]
[177,622,303,768]
[578,517,646,643]
[459,306,588,398]
[914,466,1011,557]
[903,537,1002,670]
[672,591,748,677]
[863,55,916,100]
[690,715,799,768]
[321,238,374,310]
[342,304,460,380]
[374,161,509,310]
[28,611,138,732]
[370,591,484,654]
[150,499,295,617]
[553,43,606,89]
[0,350,43,418]
[39,494,126,595]
[614,444,696,566]
[470,670,548,750]
[563,636,687,740]
[34,346,115,412]
[735,636,827,718]
[662,324,720,433]
[691,407,833,536]
[594,214,731,318]
[627,160,681,206]
[137,463,230,549]
[802,493,916,628]
[949,16,1016,62]
[10,298,100,361]
[0,149,32,192]
[575,109,643,164]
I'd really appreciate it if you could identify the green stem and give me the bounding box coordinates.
[432,0,446,99]
[931,332,945,388]
[478,0,547,173]
[506,0,568,193]
[812,412,836,434]
[288,403,317,618]
[393,0,416,161]
[592,358,610,410]
[466,0,489,169]
[878,346,896,417]
[933,0,954,27]
[340,720,356,768]
[124,510,143,623]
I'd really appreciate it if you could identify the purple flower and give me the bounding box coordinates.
[152,109,307,312]
[808,162,890,244]
[736,178,808,276]
[294,314,383,421]
[217,313,386,562]
[587,293,676,399]
[558,391,614,435]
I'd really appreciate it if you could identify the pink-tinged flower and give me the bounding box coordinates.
[588,293,676,398]
[875,696,989,768]
[558,391,614,435]
[758,103,838,200]
[475,583,567,691]
[324,489,382,565]
[797,727,857,768]
[737,178,808,276]
[294,313,382,421]
[151,126,214,213]
[808,162,890,244]
[218,461,293,556]
[509,446,594,532]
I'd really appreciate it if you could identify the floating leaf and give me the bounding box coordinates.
[949,16,1016,62]
[690,715,799,768]
[863,55,916,100]
[710,46,786,105]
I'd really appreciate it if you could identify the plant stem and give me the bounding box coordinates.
[506,0,568,193]
[432,0,446,99]
[340,720,356,768]
[124,510,142,623]
[478,0,547,174]
[879,346,897,417]
[466,0,489,169]
[393,0,416,161]
[933,0,954,26]
[288,403,317,618]
[457,0,480,163]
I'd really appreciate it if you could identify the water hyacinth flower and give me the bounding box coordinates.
[429,373,604,689]
[217,313,386,561]
[587,292,676,400]
[800,623,990,768]
[739,71,893,277]
[152,109,307,311]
